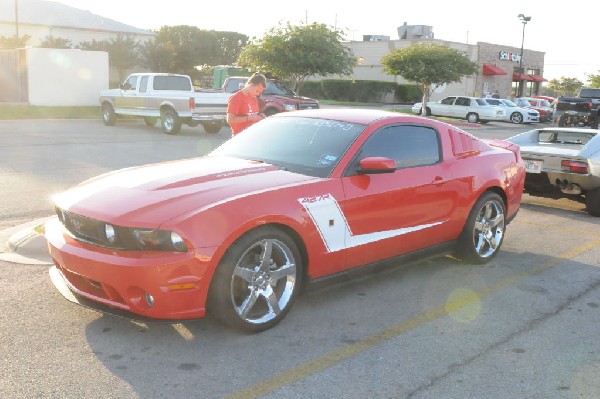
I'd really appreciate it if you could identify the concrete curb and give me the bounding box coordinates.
[0,216,54,265]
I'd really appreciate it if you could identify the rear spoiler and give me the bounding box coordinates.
[484,139,521,161]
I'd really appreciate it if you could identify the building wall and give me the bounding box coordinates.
[26,47,108,106]
[340,38,545,102]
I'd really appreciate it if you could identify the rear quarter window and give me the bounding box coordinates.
[153,76,192,91]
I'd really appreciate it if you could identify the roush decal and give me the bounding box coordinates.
[299,194,444,253]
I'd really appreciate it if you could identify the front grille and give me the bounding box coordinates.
[55,208,127,249]
[298,102,319,110]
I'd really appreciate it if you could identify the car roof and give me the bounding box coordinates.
[275,108,426,125]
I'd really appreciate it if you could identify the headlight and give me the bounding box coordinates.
[284,104,296,112]
[131,229,188,252]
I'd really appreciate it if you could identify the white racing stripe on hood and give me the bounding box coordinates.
[299,193,444,253]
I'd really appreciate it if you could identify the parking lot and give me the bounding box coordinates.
[1,118,599,398]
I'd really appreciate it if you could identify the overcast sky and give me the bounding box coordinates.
[55,0,596,82]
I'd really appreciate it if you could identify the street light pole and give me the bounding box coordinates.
[15,0,19,38]
[517,14,531,97]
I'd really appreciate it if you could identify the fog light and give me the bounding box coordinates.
[144,292,155,307]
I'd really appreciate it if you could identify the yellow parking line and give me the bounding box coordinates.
[517,220,600,237]
[225,238,600,399]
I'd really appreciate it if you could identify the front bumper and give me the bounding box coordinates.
[45,217,216,320]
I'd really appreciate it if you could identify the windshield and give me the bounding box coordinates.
[209,116,365,178]
[264,81,296,96]
[500,99,518,107]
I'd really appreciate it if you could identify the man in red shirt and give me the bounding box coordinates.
[226,73,267,136]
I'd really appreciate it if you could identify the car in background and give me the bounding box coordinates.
[515,97,554,122]
[531,95,555,103]
[506,127,600,216]
[412,96,505,123]
[46,109,525,333]
[483,98,540,124]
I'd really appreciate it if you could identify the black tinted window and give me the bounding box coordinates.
[355,125,441,170]
[153,76,191,91]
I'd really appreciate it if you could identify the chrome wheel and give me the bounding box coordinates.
[510,112,523,124]
[467,113,479,123]
[472,200,505,258]
[207,227,302,332]
[457,192,506,264]
[230,238,297,325]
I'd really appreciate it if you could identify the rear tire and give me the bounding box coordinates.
[144,117,158,127]
[467,113,479,123]
[585,188,600,216]
[102,103,116,126]
[456,192,506,264]
[161,109,182,135]
[202,121,222,134]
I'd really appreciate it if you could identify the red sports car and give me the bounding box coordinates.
[46,109,525,332]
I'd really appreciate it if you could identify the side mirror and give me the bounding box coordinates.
[357,157,397,174]
[121,82,132,90]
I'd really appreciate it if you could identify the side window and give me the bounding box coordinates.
[352,125,441,172]
[139,76,148,93]
[441,97,455,105]
[123,75,138,90]
[455,97,469,106]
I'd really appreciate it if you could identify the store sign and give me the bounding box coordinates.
[499,51,521,63]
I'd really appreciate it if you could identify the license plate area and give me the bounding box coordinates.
[525,159,543,173]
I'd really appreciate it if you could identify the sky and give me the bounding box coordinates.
[55,0,596,82]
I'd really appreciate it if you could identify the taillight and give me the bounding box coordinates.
[189,97,195,110]
[561,160,588,174]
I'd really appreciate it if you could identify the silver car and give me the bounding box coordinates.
[506,127,600,216]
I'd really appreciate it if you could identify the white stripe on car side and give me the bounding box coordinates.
[299,193,444,253]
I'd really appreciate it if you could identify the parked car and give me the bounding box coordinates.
[412,96,506,123]
[483,98,540,124]
[531,95,555,103]
[515,97,554,122]
[506,127,600,216]
[45,109,525,332]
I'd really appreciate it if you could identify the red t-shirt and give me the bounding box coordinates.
[227,90,260,135]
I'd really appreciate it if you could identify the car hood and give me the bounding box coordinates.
[266,94,318,103]
[54,156,318,227]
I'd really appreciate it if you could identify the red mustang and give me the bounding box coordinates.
[46,109,525,332]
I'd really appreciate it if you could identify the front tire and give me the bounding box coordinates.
[161,109,182,135]
[102,103,116,126]
[510,112,524,124]
[456,192,506,264]
[585,188,600,216]
[207,227,303,333]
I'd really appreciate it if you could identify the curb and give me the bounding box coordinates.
[0,216,54,265]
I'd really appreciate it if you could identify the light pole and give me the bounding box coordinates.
[15,0,19,38]
[517,14,531,97]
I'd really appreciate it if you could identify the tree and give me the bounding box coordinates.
[79,34,140,83]
[0,34,30,49]
[236,22,355,93]
[546,77,584,96]
[587,72,600,88]
[39,35,72,49]
[381,43,478,115]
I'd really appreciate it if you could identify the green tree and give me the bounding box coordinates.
[79,34,140,83]
[586,72,600,88]
[381,43,477,115]
[237,22,355,93]
[0,34,30,49]
[39,35,72,49]
[547,77,584,96]
[212,31,249,66]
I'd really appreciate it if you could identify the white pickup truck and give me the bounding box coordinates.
[99,73,230,135]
